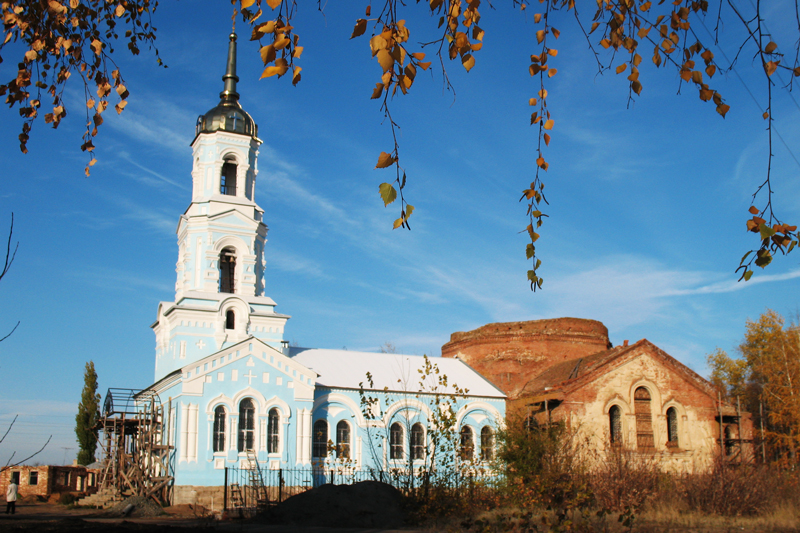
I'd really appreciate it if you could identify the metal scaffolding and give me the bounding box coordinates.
[95,388,174,505]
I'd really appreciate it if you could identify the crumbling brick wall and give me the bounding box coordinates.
[442,318,611,398]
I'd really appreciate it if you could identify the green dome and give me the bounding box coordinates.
[195,33,258,139]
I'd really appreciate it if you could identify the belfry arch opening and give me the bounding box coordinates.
[219,248,236,294]
[221,157,237,196]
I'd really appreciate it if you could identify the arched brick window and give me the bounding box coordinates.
[666,407,679,447]
[634,387,654,450]
[267,408,280,454]
[312,420,328,458]
[336,420,351,459]
[213,406,226,452]
[237,399,255,452]
[390,422,404,460]
[609,405,622,445]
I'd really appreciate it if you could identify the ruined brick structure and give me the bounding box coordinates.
[0,464,99,500]
[443,318,753,471]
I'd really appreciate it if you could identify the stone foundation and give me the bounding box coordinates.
[173,485,226,511]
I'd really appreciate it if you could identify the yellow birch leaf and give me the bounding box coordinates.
[529,98,537,106]
[292,66,302,86]
[462,54,475,72]
[543,133,550,146]
[418,62,432,70]
[376,151,396,168]
[543,119,554,130]
[371,83,384,99]
[115,4,125,16]
[548,68,557,78]
[536,30,545,44]
[534,13,541,23]
[377,49,393,72]
[393,218,404,229]
[266,0,281,9]
[616,63,627,74]
[241,0,256,7]
[351,19,367,39]
[765,61,778,76]
[548,49,558,56]
[379,182,397,206]
[765,41,778,54]
[260,65,282,78]
[260,44,275,65]
[552,28,560,39]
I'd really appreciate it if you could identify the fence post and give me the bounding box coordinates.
[279,468,283,503]
[223,467,228,512]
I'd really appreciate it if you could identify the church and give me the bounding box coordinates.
[139,33,506,504]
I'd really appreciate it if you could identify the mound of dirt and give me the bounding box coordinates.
[105,495,165,518]
[268,480,406,528]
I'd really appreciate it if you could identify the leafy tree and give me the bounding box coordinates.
[75,360,101,465]
[707,309,800,462]
[3,1,799,284]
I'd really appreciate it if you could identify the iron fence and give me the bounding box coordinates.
[223,464,501,514]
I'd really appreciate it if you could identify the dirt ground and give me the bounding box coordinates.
[0,501,416,533]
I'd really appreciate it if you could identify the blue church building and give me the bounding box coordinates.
[140,33,505,504]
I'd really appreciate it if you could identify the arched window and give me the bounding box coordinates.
[634,387,654,450]
[219,248,236,293]
[480,426,494,461]
[724,425,735,456]
[225,309,235,330]
[609,405,622,445]
[389,423,404,460]
[312,420,328,459]
[666,407,679,447]
[460,426,475,461]
[213,406,226,452]
[411,423,425,460]
[267,408,280,454]
[336,421,351,459]
[237,399,255,452]
[221,159,237,196]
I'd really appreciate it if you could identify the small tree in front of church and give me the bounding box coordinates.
[75,361,101,465]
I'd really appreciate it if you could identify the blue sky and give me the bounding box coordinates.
[0,2,798,465]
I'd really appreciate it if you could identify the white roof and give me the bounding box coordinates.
[289,348,505,399]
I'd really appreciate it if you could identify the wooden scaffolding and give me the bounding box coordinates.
[96,388,174,505]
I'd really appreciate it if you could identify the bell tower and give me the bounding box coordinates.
[152,33,289,382]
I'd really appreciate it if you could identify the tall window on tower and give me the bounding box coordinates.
[225,310,235,330]
[221,158,237,196]
[220,248,236,293]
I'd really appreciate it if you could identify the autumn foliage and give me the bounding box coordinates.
[708,309,800,463]
[3,0,799,286]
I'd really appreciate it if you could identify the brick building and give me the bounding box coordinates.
[0,464,99,500]
[442,318,753,471]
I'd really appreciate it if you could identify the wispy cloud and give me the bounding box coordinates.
[105,94,195,155]
[66,266,173,294]
[117,151,189,191]
[267,247,331,280]
[663,268,800,296]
